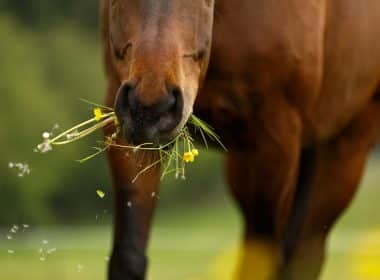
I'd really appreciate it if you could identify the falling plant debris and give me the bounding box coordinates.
[8,162,31,177]
[47,248,57,254]
[5,224,21,240]
[96,190,106,199]
[4,224,33,257]
[22,224,30,232]
[36,99,226,181]
[37,240,57,262]
[10,225,19,233]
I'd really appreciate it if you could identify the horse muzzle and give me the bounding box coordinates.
[114,82,183,145]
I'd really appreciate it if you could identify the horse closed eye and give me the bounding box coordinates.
[110,35,132,60]
[113,43,132,60]
[183,50,206,63]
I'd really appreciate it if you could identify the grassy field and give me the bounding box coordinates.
[1,155,380,280]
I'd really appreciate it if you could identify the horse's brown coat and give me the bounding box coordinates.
[100,0,380,279]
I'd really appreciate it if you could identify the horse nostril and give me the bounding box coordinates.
[169,86,182,112]
[114,83,134,118]
[171,87,183,121]
[156,86,183,132]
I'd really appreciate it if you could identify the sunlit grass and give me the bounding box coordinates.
[2,155,380,280]
[1,223,380,280]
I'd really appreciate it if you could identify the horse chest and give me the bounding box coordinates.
[194,78,300,149]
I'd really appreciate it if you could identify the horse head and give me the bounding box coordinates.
[109,0,215,144]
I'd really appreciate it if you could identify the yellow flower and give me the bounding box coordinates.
[191,148,199,157]
[93,108,103,121]
[183,151,195,163]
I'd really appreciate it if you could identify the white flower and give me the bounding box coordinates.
[42,132,50,139]
[36,141,52,154]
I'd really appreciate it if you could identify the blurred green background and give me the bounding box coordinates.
[0,2,380,279]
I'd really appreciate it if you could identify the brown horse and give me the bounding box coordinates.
[100,0,380,279]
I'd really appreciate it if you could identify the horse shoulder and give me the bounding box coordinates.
[306,1,380,143]
[198,1,327,144]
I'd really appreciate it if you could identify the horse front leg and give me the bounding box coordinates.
[225,97,303,279]
[107,148,160,280]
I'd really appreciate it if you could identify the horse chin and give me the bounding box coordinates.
[157,134,177,147]
[152,126,184,146]
[120,124,179,147]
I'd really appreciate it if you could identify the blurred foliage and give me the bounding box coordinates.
[0,13,225,225]
[0,0,98,31]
